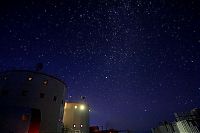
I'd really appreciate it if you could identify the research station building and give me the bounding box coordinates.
[0,70,66,133]
[63,102,89,133]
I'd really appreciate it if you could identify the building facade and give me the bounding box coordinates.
[175,120,200,133]
[152,108,200,133]
[151,121,178,133]
[0,70,66,133]
[174,108,200,133]
[63,102,89,133]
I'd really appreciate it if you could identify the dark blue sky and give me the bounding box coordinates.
[0,0,200,132]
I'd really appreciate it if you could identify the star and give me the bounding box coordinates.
[0,0,199,132]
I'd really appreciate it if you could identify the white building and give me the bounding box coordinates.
[152,108,200,133]
[63,102,89,133]
[175,120,200,133]
[0,70,66,133]
[151,121,177,133]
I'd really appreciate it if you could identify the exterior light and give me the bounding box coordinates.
[74,105,78,109]
[73,124,76,128]
[80,124,83,128]
[28,77,32,81]
[80,105,85,110]
[89,109,91,112]
[43,80,48,86]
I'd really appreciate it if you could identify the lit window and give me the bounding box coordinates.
[53,96,57,101]
[80,105,85,110]
[28,77,32,81]
[40,93,45,98]
[73,124,76,128]
[21,114,29,121]
[80,124,83,128]
[43,80,48,86]
[74,105,78,109]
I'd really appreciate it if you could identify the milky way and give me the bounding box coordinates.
[0,0,200,132]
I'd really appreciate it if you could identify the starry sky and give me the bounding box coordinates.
[0,0,200,132]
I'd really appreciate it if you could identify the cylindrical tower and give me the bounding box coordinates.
[63,102,89,133]
[0,70,66,133]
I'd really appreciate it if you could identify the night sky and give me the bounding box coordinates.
[0,0,200,132]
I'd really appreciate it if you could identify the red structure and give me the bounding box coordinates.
[28,109,41,133]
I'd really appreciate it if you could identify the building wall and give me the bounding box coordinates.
[152,108,200,133]
[176,120,200,133]
[151,127,176,133]
[151,122,176,133]
[0,106,31,133]
[0,70,66,133]
[63,102,89,133]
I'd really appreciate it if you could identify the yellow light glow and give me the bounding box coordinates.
[80,105,85,110]
[64,103,67,109]
[74,105,78,109]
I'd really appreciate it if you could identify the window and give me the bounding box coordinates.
[75,130,80,133]
[21,114,29,121]
[40,93,45,98]
[43,80,48,86]
[22,90,28,96]
[53,96,57,101]
[1,90,8,96]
